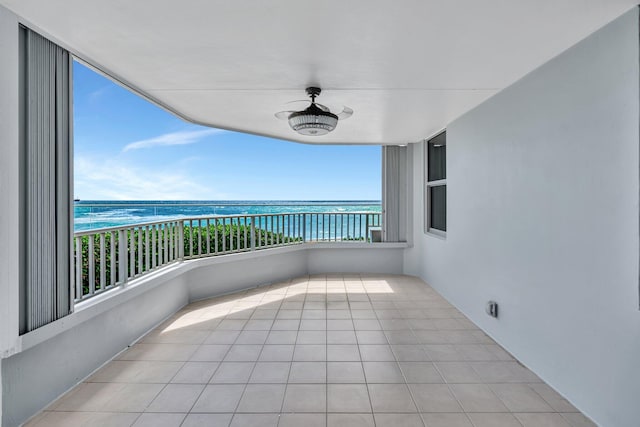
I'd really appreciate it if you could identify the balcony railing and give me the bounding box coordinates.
[73,212,382,303]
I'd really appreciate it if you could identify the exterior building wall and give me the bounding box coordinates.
[0,5,21,425]
[404,9,640,427]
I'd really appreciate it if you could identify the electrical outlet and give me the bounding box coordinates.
[486,301,498,318]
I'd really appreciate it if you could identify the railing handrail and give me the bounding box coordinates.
[73,211,382,236]
[74,211,383,304]
[75,201,381,208]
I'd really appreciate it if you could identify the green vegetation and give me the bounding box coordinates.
[76,223,301,298]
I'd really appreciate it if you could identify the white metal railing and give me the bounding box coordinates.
[74,212,381,303]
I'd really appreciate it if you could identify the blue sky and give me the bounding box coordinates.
[73,62,381,201]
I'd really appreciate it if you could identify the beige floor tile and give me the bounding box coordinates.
[327,384,371,412]
[435,362,483,383]
[327,361,366,383]
[282,384,326,412]
[392,345,431,362]
[409,384,463,413]
[224,345,263,362]
[210,362,254,383]
[363,361,404,383]
[171,362,219,384]
[327,330,358,344]
[294,344,327,361]
[560,413,597,427]
[266,330,298,344]
[471,362,541,383]
[271,319,300,330]
[399,362,444,383]
[297,330,327,344]
[368,383,417,412]
[327,319,354,330]
[424,345,463,361]
[141,329,210,345]
[353,319,382,330]
[243,319,274,330]
[277,309,302,319]
[191,384,245,412]
[351,310,377,319]
[386,331,421,345]
[235,330,269,344]
[54,382,164,413]
[190,344,231,362]
[204,330,241,344]
[230,413,279,427]
[249,362,290,383]
[380,318,411,330]
[327,344,361,361]
[117,343,199,362]
[449,384,508,412]
[278,413,326,427]
[421,413,473,427]
[467,413,523,427]
[289,361,327,383]
[181,413,233,427]
[145,384,204,413]
[218,319,248,330]
[529,383,579,412]
[259,345,294,361]
[327,413,374,427]
[356,330,388,344]
[360,344,396,361]
[490,383,554,412]
[515,413,573,427]
[301,319,327,330]
[88,360,183,383]
[236,384,286,412]
[132,413,186,427]
[454,344,498,361]
[28,275,596,427]
[375,413,425,427]
[251,309,279,319]
[26,411,139,427]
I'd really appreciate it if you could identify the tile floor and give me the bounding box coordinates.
[27,274,595,427]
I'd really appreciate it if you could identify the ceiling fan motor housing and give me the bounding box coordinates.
[288,89,339,135]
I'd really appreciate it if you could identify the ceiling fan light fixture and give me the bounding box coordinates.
[288,105,338,136]
[276,87,352,136]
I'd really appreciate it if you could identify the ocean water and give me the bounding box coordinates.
[74,200,382,232]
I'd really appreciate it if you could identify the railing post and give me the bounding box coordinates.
[178,220,185,260]
[250,218,256,251]
[118,228,128,286]
[302,213,307,242]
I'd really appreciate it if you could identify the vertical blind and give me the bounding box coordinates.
[23,27,73,332]
[382,145,407,242]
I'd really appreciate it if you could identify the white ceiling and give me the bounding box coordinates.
[1,0,637,144]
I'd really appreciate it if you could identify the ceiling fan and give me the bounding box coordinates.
[275,87,353,136]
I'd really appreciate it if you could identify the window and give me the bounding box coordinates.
[425,131,446,235]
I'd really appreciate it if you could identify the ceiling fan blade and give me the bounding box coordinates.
[275,111,294,120]
[314,103,331,112]
[285,100,311,105]
[337,106,354,120]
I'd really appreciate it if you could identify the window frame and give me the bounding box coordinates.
[424,130,447,237]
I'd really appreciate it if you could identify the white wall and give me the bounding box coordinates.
[404,9,640,427]
[2,274,189,427]
[0,6,20,425]
[0,5,20,358]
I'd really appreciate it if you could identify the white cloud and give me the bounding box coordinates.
[122,128,223,152]
[74,156,229,200]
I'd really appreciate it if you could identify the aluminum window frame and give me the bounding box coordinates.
[424,130,447,237]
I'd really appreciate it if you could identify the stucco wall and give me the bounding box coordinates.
[404,9,640,427]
